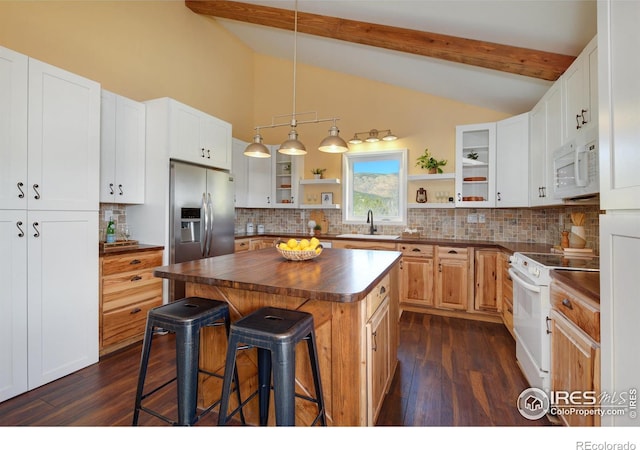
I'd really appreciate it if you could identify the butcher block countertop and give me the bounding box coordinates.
[153,247,402,303]
[551,270,600,305]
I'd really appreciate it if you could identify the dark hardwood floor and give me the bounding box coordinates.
[0,311,550,427]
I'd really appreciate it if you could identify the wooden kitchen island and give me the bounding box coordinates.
[153,247,401,426]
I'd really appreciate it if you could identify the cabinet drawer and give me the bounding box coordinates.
[367,273,390,319]
[437,246,468,260]
[102,250,163,276]
[102,273,163,312]
[398,243,433,258]
[235,239,250,252]
[102,297,162,347]
[551,282,600,342]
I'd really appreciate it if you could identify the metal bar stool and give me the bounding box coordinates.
[217,306,326,426]
[132,297,245,426]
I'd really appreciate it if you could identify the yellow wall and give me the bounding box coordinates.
[1,0,509,203]
[0,0,255,134]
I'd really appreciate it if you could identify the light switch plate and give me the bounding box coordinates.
[478,214,486,223]
[104,209,113,221]
[467,213,478,223]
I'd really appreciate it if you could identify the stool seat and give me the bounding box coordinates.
[132,297,244,426]
[218,306,326,426]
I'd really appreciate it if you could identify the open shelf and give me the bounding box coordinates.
[299,178,341,185]
[300,204,341,209]
[407,173,455,181]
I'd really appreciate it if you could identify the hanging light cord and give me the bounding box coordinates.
[291,0,298,126]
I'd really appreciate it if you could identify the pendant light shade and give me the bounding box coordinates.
[278,128,307,155]
[319,125,349,153]
[382,130,398,141]
[244,133,271,158]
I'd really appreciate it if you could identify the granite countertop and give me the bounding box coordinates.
[234,232,552,254]
[551,270,600,305]
[153,247,401,303]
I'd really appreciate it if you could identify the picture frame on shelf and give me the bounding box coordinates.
[321,192,333,206]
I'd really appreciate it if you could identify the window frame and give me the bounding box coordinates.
[341,149,408,226]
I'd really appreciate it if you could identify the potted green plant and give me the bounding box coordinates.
[311,168,326,179]
[416,148,447,174]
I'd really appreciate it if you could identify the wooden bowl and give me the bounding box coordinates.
[275,239,323,261]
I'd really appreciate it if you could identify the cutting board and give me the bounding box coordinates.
[309,210,330,234]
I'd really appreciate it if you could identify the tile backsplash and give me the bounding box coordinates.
[236,204,602,254]
[106,203,601,255]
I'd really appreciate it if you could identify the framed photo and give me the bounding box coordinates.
[321,192,333,206]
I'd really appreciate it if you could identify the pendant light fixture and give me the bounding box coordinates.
[244,0,348,158]
[348,129,398,145]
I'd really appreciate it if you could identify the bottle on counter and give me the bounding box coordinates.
[106,217,116,243]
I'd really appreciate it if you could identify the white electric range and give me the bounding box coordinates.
[508,252,599,392]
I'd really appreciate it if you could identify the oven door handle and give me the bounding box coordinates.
[508,268,541,293]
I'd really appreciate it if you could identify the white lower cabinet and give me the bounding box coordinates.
[0,210,98,402]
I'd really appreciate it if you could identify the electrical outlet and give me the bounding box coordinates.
[478,213,486,224]
[104,209,113,221]
[467,213,478,224]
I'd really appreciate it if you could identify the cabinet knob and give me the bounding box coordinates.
[448,249,458,254]
[16,221,24,238]
[109,183,114,195]
[32,221,40,238]
[561,298,573,310]
[130,308,142,315]
[130,275,142,282]
[201,148,206,157]
[17,182,25,199]
[33,183,40,200]
[118,184,123,195]
[130,259,141,265]
[497,192,501,201]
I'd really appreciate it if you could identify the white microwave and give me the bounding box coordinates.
[552,139,599,200]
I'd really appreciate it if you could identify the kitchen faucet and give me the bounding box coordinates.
[366,209,377,235]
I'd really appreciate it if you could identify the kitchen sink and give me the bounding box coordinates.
[336,233,400,240]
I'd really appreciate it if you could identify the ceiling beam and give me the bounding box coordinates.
[185,0,575,81]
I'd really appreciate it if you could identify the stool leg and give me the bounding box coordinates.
[272,345,296,426]
[257,348,272,426]
[218,334,240,426]
[222,312,246,425]
[306,333,327,426]
[175,326,199,426]
[132,320,155,426]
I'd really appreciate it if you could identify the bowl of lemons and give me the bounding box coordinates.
[275,237,323,261]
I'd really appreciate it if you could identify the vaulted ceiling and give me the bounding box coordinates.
[187,0,597,115]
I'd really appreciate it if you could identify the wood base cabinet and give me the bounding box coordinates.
[550,279,600,426]
[435,246,471,311]
[399,243,434,309]
[498,252,515,338]
[99,249,163,356]
[474,249,499,313]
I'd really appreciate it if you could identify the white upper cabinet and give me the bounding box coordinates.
[563,36,598,145]
[598,1,640,210]
[232,138,273,208]
[0,47,100,211]
[455,122,496,208]
[529,82,564,207]
[0,47,28,210]
[100,90,146,204]
[27,58,101,211]
[496,112,530,207]
[171,99,232,170]
[272,150,303,208]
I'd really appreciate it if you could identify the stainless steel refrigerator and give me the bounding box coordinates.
[169,160,235,301]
